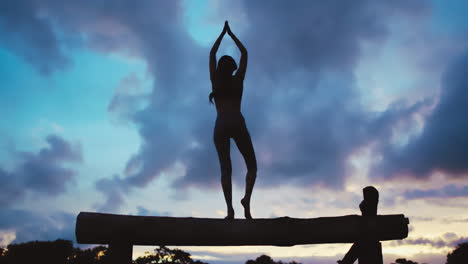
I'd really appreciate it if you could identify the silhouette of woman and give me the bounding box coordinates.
[209,21,257,219]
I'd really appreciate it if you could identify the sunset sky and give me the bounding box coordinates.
[1,1,468,263]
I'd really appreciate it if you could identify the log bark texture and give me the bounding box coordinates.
[76,212,408,246]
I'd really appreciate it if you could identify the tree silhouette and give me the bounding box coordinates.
[3,239,73,264]
[446,242,468,264]
[390,258,430,264]
[0,247,5,264]
[68,245,108,264]
[7,239,468,264]
[391,258,419,264]
[134,246,208,264]
[245,254,302,264]
[246,255,275,264]
[0,240,111,264]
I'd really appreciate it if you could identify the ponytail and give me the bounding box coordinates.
[209,91,215,104]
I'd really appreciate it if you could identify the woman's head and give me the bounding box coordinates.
[217,55,237,75]
[210,55,237,104]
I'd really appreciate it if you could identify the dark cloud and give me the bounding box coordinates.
[409,216,434,222]
[94,174,126,213]
[0,0,183,74]
[0,0,202,209]
[374,52,468,179]
[450,237,468,248]
[241,1,427,76]
[108,73,149,121]
[403,184,468,200]
[393,237,448,248]
[391,233,468,249]
[0,0,209,210]
[0,209,76,244]
[0,134,82,206]
[442,217,468,224]
[0,0,71,75]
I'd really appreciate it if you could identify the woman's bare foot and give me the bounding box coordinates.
[241,198,252,219]
[225,208,235,219]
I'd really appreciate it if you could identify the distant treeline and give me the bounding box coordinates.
[0,239,466,264]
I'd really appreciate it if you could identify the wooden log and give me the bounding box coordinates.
[76,212,408,246]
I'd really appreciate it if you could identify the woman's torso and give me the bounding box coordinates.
[212,74,244,115]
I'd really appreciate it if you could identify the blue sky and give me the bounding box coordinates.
[1,1,468,263]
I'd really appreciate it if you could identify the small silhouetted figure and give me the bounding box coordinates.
[209,21,257,219]
[338,186,383,264]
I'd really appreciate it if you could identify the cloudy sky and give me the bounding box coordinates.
[1,0,468,263]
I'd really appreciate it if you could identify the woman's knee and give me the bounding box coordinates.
[247,161,257,174]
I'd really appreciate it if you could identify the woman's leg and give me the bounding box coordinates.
[233,123,257,219]
[214,129,234,219]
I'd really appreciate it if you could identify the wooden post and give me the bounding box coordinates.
[339,186,387,264]
[108,242,132,264]
[358,240,382,264]
[360,186,383,264]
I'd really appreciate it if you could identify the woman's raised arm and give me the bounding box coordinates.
[226,23,248,80]
[210,22,228,81]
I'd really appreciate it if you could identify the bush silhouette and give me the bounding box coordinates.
[134,246,208,264]
[68,245,108,264]
[245,254,302,264]
[446,242,468,264]
[3,239,73,264]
